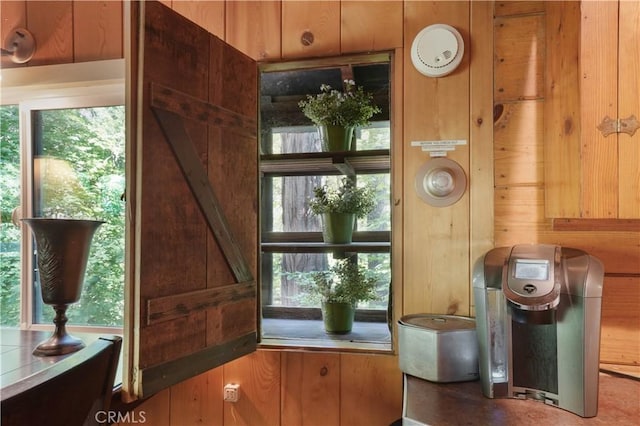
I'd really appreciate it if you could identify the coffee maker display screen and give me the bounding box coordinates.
[514,260,549,281]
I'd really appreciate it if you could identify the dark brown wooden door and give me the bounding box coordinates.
[124,0,258,399]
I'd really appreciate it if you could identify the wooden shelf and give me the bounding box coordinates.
[260,149,390,177]
[261,242,390,253]
[552,218,640,232]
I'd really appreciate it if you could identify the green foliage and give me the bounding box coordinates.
[305,258,379,306]
[0,104,125,327]
[309,177,375,218]
[298,80,381,127]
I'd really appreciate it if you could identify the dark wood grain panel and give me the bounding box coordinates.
[141,332,255,398]
[147,281,255,325]
[150,83,257,138]
[129,1,258,397]
[151,108,253,283]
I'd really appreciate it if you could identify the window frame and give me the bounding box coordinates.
[258,53,394,349]
[0,59,125,334]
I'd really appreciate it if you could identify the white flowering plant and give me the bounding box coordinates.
[298,80,381,127]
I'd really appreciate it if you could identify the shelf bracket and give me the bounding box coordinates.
[332,156,355,177]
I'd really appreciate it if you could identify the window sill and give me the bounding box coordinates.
[260,318,393,353]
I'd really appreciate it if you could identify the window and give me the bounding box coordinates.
[259,54,393,350]
[0,60,125,332]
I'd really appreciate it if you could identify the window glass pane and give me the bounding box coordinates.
[263,252,390,310]
[0,105,21,326]
[263,173,389,234]
[32,106,125,327]
[269,123,390,154]
[259,56,391,343]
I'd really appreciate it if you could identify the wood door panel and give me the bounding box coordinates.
[543,1,581,218]
[618,0,640,219]
[209,36,259,116]
[580,1,619,218]
[127,0,258,399]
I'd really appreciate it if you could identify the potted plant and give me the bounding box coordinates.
[306,258,379,334]
[309,177,375,244]
[298,79,381,152]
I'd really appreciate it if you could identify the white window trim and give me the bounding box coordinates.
[1,60,125,334]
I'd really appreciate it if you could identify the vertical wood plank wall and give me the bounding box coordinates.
[3,1,638,425]
[496,1,640,373]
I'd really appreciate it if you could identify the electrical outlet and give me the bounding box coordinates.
[223,383,240,402]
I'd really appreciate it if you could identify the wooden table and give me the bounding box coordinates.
[0,328,120,390]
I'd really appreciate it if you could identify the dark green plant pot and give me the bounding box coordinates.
[322,302,355,334]
[319,124,354,152]
[322,213,356,244]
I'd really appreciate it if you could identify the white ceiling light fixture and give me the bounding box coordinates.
[411,24,464,78]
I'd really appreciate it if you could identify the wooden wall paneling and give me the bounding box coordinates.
[169,367,224,425]
[543,1,581,218]
[280,352,340,426]
[281,1,340,59]
[494,1,544,17]
[580,1,618,218]
[494,14,544,103]
[539,231,640,275]
[618,0,640,219]
[402,1,471,316]
[494,101,544,187]
[73,0,123,62]
[0,0,26,69]
[115,388,171,426]
[222,351,281,426]
[226,1,281,60]
[494,187,548,247]
[25,0,73,66]
[340,0,403,53]
[171,0,225,39]
[600,276,640,366]
[470,0,495,308]
[340,353,403,425]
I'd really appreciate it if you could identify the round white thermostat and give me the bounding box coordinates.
[411,24,464,78]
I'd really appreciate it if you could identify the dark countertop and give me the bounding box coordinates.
[403,372,640,425]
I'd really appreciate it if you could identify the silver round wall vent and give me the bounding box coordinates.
[414,158,466,207]
[411,24,464,78]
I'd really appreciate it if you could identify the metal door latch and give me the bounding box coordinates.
[597,115,639,137]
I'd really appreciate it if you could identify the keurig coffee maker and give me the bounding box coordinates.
[473,244,604,417]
